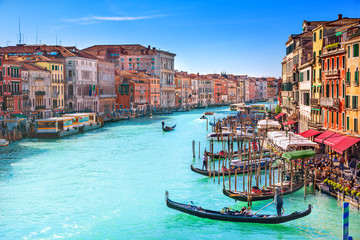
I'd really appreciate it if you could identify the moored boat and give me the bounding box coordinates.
[0,139,9,146]
[35,117,79,138]
[63,113,102,133]
[204,111,214,115]
[222,182,304,202]
[190,158,272,177]
[165,191,312,224]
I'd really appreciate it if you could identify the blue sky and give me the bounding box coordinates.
[0,0,360,77]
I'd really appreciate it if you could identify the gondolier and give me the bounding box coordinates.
[202,154,208,170]
[274,188,284,216]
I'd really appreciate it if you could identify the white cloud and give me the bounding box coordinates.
[63,15,163,23]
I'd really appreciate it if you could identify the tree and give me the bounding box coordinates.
[275,104,282,114]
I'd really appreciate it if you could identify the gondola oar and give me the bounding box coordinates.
[254,200,274,214]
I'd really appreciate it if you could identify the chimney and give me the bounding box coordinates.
[338,14,343,20]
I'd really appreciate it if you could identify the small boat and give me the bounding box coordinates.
[206,149,270,159]
[162,121,176,132]
[200,115,207,120]
[204,111,214,115]
[165,191,312,224]
[190,158,272,177]
[222,182,304,202]
[0,139,9,146]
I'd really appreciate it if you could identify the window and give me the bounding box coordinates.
[319,50,322,56]
[327,111,329,124]
[342,113,345,129]
[331,111,334,124]
[137,58,140,61]
[121,58,124,62]
[336,112,339,125]
[342,56,345,68]
[346,69,351,82]
[313,69,316,79]
[348,45,351,58]
[355,67,359,85]
[313,52,316,59]
[343,81,345,97]
[52,65,54,70]
[331,83,334,98]
[355,118,358,132]
[319,29,322,40]
[354,44,359,57]
[129,58,132,61]
[151,58,155,61]
[336,57,339,69]
[327,59,330,70]
[336,83,339,98]
[307,70,310,80]
[345,95,350,108]
[347,116,350,130]
[331,58,334,70]
[300,72,303,82]
[313,32,316,42]
[319,68,322,80]
[326,84,330,98]
[353,96,358,109]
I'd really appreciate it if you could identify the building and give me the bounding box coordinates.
[344,26,360,136]
[20,63,52,119]
[65,48,99,112]
[149,74,160,109]
[175,72,192,108]
[35,59,65,114]
[298,59,312,133]
[1,60,22,118]
[97,60,116,115]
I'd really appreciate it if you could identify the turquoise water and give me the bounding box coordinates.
[0,105,359,239]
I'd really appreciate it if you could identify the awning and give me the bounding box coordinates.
[282,149,316,160]
[332,136,360,154]
[283,120,297,125]
[315,130,336,144]
[275,112,285,119]
[323,133,347,147]
[299,129,322,138]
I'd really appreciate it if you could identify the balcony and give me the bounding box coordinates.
[324,69,340,78]
[320,97,339,109]
[35,77,44,81]
[35,105,46,110]
[35,91,46,96]
[325,42,340,51]
[308,120,323,128]
[310,98,319,106]
[281,91,293,98]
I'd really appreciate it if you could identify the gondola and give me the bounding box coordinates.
[222,182,304,202]
[205,150,270,159]
[165,191,312,224]
[162,121,176,132]
[190,158,271,177]
[200,115,207,119]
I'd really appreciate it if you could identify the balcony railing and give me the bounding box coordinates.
[308,120,323,128]
[310,98,319,106]
[320,97,339,109]
[324,69,340,77]
[35,105,46,110]
[35,91,46,96]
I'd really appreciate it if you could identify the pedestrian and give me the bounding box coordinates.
[349,159,357,177]
[202,154,208,170]
[340,156,345,172]
[274,188,284,216]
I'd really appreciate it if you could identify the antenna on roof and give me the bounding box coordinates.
[18,17,22,44]
[36,24,38,44]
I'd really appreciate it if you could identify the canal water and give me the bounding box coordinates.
[0,105,359,239]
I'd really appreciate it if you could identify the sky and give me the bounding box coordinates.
[0,0,360,77]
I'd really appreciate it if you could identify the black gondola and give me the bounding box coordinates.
[162,121,176,132]
[165,191,312,224]
[200,115,207,119]
[190,159,271,177]
[222,182,304,202]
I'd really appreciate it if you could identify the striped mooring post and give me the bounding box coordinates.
[343,201,350,240]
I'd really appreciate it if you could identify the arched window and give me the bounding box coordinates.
[68,85,73,96]
[343,81,345,97]
[130,94,133,102]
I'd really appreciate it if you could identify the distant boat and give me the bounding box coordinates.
[200,115,207,120]
[204,111,214,115]
[162,121,176,132]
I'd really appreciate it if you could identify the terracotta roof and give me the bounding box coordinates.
[83,44,157,56]
[21,63,49,72]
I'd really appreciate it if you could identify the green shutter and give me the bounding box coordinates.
[348,46,351,58]
[300,72,303,82]
[354,44,359,57]
[355,118,358,132]
[347,116,350,130]
[307,70,310,80]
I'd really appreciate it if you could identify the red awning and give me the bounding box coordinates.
[315,130,336,144]
[323,133,347,147]
[299,129,322,138]
[332,136,360,154]
[283,120,297,125]
[275,112,285,120]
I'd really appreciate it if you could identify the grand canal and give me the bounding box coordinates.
[1,106,359,239]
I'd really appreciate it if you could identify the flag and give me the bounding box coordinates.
[93,85,96,96]
[89,86,92,96]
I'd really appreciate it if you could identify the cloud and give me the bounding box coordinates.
[63,15,163,23]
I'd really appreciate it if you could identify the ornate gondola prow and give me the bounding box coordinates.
[165,190,169,201]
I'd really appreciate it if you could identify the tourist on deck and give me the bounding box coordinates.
[274,188,284,216]
[202,154,208,170]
